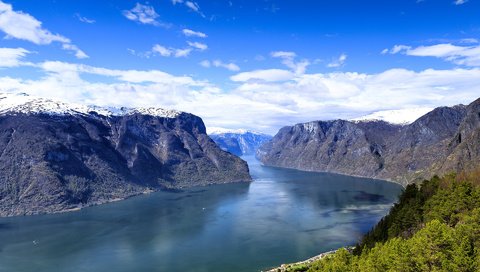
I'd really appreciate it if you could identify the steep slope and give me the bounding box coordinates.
[0,93,251,216]
[209,130,272,156]
[258,101,473,186]
[441,98,480,174]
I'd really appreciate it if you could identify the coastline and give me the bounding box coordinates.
[262,250,337,272]
[260,163,407,189]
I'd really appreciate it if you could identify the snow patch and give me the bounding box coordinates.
[351,107,434,125]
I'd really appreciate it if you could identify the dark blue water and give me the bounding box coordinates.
[0,156,402,272]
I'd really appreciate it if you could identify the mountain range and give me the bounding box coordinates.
[209,129,272,156]
[0,93,251,216]
[258,97,480,186]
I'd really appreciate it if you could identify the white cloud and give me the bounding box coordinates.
[123,3,168,27]
[231,69,294,82]
[200,60,240,71]
[152,44,192,58]
[182,28,207,38]
[75,14,95,24]
[2,59,480,134]
[187,41,208,51]
[152,44,172,57]
[271,51,296,59]
[327,53,347,68]
[138,41,207,59]
[0,47,31,67]
[388,43,480,66]
[271,51,310,74]
[171,0,205,17]
[0,1,86,59]
[62,44,88,59]
[454,0,468,5]
[352,107,434,124]
[174,48,192,57]
[150,44,192,58]
[185,1,200,12]
[388,45,411,54]
[199,60,211,68]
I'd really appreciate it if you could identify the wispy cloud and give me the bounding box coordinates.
[0,47,31,67]
[0,1,87,58]
[454,0,468,5]
[386,43,480,66]
[271,51,310,74]
[327,53,347,68]
[62,44,88,59]
[151,44,192,58]
[182,28,207,38]
[170,0,205,17]
[187,41,208,51]
[200,60,240,71]
[123,3,169,27]
[75,13,95,24]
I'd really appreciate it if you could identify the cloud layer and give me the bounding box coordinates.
[1,53,480,134]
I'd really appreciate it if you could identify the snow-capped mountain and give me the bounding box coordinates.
[209,129,272,156]
[0,92,181,118]
[0,92,251,216]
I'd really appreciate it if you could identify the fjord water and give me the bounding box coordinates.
[0,156,401,272]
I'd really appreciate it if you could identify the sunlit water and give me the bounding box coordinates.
[0,156,402,272]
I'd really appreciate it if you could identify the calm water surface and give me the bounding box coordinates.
[0,156,402,272]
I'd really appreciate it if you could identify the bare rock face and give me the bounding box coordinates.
[258,100,477,186]
[441,98,480,174]
[0,96,251,216]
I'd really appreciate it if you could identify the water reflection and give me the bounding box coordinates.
[0,156,402,272]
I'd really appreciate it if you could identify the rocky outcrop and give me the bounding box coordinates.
[210,130,272,156]
[0,94,251,216]
[258,99,478,186]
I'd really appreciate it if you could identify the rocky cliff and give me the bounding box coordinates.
[0,93,251,216]
[258,98,479,186]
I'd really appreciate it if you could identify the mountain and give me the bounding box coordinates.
[257,98,479,186]
[0,93,251,216]
[209,129,272,156]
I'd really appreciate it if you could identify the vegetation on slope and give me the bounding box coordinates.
[305,170,480,271]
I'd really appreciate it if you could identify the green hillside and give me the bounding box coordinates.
[305,171,480,271]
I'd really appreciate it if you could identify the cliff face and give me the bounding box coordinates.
[210,131,272,156]
[258,101,477,186]
[0,95,251,216]
[441,98,480,174]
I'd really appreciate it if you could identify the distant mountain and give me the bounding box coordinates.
[209,129,272,156]
[258,98,480,186]
[0,93,251,216]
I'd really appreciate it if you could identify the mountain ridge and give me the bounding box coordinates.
[258,99,478,186]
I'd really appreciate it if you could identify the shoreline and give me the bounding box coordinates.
[259,162,407,189]
[262,250,337,272]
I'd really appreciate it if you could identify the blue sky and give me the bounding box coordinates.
[0,0,480,134]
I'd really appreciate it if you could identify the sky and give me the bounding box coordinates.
[0,0,480,134]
